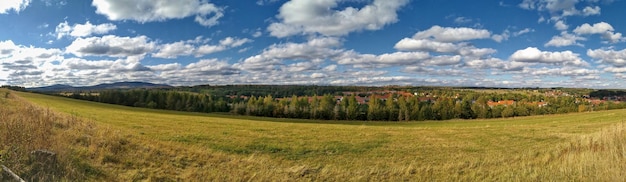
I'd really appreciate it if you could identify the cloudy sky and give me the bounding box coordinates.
[1,0,626,88]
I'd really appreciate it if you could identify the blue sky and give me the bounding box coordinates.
[1,0,626,88]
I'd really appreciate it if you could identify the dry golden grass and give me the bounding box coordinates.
[3,89,626,181]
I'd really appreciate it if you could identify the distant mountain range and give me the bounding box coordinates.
[28,82,173,92]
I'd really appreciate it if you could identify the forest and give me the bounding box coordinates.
[49,86,626,121]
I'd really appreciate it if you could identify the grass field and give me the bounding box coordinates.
[3,90,626,181]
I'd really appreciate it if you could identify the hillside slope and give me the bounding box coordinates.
[6,90,626,181]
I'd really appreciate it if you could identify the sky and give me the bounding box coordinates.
[1,0,626,88]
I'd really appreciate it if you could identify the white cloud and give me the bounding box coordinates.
[412,25,491,42]
[153,37,251,59]
[518,0,536,10]
[219,37,251,47]
[0,40,19,57]
[519,0,609,20]
[0,0,30,14]
[453,17,472,24]
[55,21,117,39]
[254,37,342,61]
[256,0,280,6]
[0,41,65,86]
[513,28,534,36]
[283,61,319,72]
[519,0,578,13]
[524,67,600,77]
[252,31,262,38]
[421,55,462,66]
[574,22,614,34]
[42,0,67,7]
[492,30,510,43]
[554,20,568,30]
[465,58,525,71]
[66,35,155,57]
[92,0,224,27]
[402,67,466,76]
[152,41,195,59]
[582,6,601,16]
[182,59,239,75]
[194,45,224,56]
[323,64,337,71]
[510,47,587,66]
[147,63,181,71]
[573,22,624,43]
[267,0,409,37]
[236,37,344,72]
[394,37,496,58]
[62,58,114,70]
[310,72,327,79]
[587,48,626,67]
[544,32,585,47]
[538,16,546,23]
[603,67,626,73]
[394,38,459,53]
[336,51,430,68]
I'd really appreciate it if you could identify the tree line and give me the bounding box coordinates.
[230,94,626,121]
[68,90,229,113]
[61,89,626,121]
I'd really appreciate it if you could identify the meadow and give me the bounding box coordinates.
[2,89,626,181]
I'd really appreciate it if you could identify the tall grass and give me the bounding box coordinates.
[4,89,626,181]
[551,121,626,181]
[1,89,80,181]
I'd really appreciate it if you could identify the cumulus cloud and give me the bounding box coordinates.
[412,25,491,42]
[236,37,343,72]
[603,67,626,73]
[92,0,224,27]
[147,63,181,72]
[523,67,600,77]
[587,48,626,67]
[574,22,614,34]
[62,58,114,70]
[492,30,510,43]
[0,40,19,57]
[267,0,409,37]
[0,0,30,14]
[519,0,608,22]
[152,37,251,58]
[182,59,239,75]
[554,20,568,31]
[573,22,624,43]
[402,67,466,76]
[0,41,65,86]
[465,58,526,71]
[336,51,431,68]
[393,26,496,60]
[394,37,496,58]
[519,0,578,14]
[421,55,462,66]
[394,39,458,53]
[152,42,195,59]
[55,21,117,39]
[582,6,601,16]
[66,35,155,57]
[544,32,585,47]
[510,47,587,66]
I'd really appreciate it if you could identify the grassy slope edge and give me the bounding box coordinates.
[4,90,626,181]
